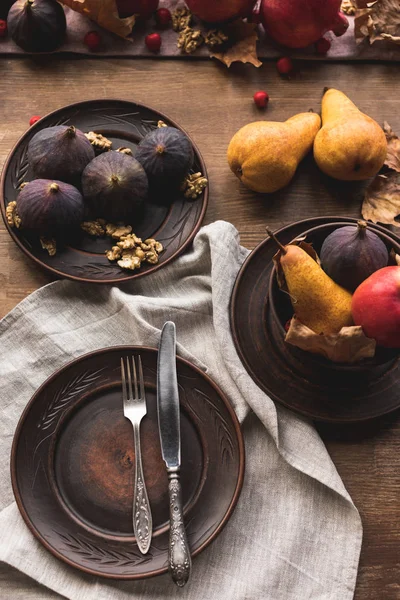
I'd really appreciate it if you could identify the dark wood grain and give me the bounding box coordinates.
[1,57,400,598]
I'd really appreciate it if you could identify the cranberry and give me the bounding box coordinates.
[276,57,294,76]
[29,116,41,126]
[253,91,269,109]
[155,8,171,28]
[84,31,101,51]
[145,32,162,53]
[0,19,7,38]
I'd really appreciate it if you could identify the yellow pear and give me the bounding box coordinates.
[314,88,387,181]
[227,112,321,193]
[274,241,353,335]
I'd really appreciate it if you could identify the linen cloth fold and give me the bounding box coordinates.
[0,221,362,600]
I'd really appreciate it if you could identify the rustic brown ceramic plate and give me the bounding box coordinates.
[11,347,244,579]
[231,216,400,423]
[0,99,208,284]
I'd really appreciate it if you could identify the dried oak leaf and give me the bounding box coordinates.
[354,0,400,45]
[210,20,262,68]
[60,0,135,39]
[285,316,376,363]
[362,172,400,227]
[383,121,400,172]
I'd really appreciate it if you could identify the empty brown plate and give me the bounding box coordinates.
[230,216,400,422]
[0,99,208,284]
[11,347,244,579]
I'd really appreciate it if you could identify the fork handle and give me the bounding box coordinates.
[167,468,192,587]
[133,422,152,554]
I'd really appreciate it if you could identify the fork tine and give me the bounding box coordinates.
[126,357,133,399]
[138,355,145,399]
[120,358,127,403]
[132,356,139,399]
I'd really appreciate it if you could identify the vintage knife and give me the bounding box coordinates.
[157,321,192,587]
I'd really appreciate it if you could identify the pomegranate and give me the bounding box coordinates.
[185,0,257,23]
[260,0,349,49]
[116,0,159,19]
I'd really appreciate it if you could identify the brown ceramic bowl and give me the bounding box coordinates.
[268,220,400,372]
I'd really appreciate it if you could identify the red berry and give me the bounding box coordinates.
[84,31,101,51]
[0,19,7,38]
[145,32,162,53]
[253,91,269,109]
[29,116,41,126]
[155,8,171,28]
[276,57,294,76]
[315,37,331,54]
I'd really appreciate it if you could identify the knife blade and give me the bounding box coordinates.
[157,321,192,587]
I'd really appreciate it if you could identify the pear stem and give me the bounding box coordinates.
[266,227,287,254]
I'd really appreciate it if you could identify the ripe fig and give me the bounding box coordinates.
[28,125,95,184]
[7,0,66,53]
[82,151,148,222]
[320,220,389,292]
[135,126,194,191]
[16,179,84,233]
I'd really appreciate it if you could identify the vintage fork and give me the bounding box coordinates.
[121,356,153,554]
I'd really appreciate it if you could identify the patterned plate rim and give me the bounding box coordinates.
[0,99,209,284]
[10,345,245,579]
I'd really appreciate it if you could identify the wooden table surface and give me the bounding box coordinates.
[1,57,399,599]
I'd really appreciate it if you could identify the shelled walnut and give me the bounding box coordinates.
[6,201,21,228]
[80,217,163,271]
[85,131,113,152]
[40,237,57,256]
[81,219,106,236]
[116,147,133,155]
[205,29,229,48]
[172,7,192,32]
[177,27,204,54]
[181,172,208,199]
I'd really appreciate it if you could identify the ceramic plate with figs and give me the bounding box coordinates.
[0,99,208,283]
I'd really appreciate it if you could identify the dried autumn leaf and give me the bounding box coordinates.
[383,121,400,172]
[285,317,376,363]
[210,20,261,68]
[362,172,400,227]
[60,0,135,39]
[354,0,400,45]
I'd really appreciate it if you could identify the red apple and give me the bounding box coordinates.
[352,267,400,348]
[260,0,349,49]
[185,0,257,23]
[116,0,159,19]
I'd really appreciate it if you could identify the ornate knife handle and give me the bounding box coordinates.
[133,422,152,554]
[167,468,192,587]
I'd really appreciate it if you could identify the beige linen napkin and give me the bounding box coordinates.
[0,221,362,599]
